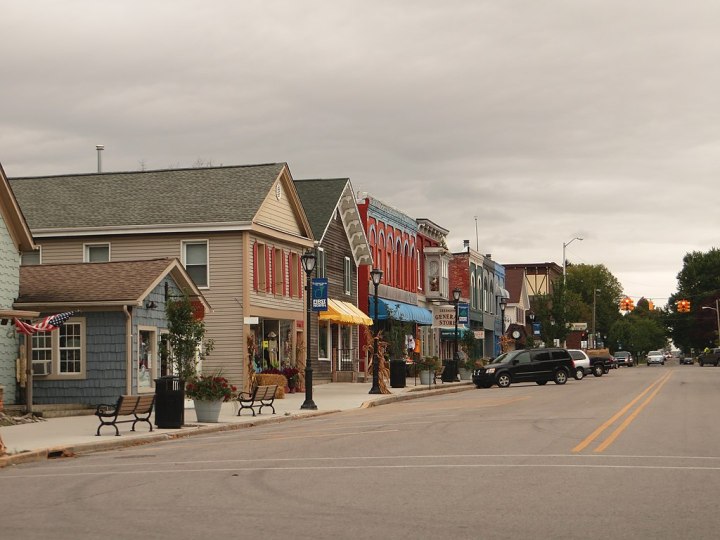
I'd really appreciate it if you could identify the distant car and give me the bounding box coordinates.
[698,348,720,367]
[680,354,693,365]
[646,350,665,366]
[613,351,634,367]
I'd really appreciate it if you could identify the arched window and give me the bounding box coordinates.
[483,276,488,312]
[369,227,377,268]
[470,272,476,309]
[378,231,385,280]
[386,233,393,286]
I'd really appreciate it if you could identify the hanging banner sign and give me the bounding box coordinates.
[311,278,329,312]
[458,303,469,325]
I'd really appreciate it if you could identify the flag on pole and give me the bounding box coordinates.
[13,311,76,335]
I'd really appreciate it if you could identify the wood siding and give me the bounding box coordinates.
[255,179,302,237]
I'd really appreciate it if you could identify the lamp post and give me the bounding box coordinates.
[499,296,507,352]
[369,268,383,394]
[562,237,583,285]
[702,298,720,347]
[453,288,461,361]
[591,288,601,349]
[300,250,317,410]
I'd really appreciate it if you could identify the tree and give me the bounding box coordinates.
[668,248,720,352]
[162,292,214,381]
[531,281,583,346]
[608,314,666,360]
[565,264,624,342]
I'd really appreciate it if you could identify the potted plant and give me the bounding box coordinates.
[186,371,237,422]
[282,366,300,393]
[458,329,478,380]
[415,356,439,385]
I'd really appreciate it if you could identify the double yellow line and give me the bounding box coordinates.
[572,371,673,453]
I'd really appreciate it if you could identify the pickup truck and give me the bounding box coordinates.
[698,348,720,367]
[588,353,615,376]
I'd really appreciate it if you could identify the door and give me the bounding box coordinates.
[509,350,534,381]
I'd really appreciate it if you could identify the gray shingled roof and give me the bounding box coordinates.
[9,164,286,230]
[294,178,349,241]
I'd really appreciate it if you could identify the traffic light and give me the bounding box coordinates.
[648,300,654,310]
[677,299,691,312]
[619,297,635,311]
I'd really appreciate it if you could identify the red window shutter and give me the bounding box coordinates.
[282,249,288,296]
[266,245,271,294]
[298,253,303,298]
[252,242,258,291]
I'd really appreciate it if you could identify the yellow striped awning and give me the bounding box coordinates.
[319,299,372,326]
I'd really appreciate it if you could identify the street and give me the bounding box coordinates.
[1,364,719,540]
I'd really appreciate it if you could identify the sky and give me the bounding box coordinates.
[2,1,719,307]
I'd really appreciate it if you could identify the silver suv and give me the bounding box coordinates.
[567,349,590,380]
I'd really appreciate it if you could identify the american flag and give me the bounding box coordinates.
[14,311,76,335]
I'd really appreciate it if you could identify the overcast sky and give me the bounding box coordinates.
[3,1,719,306]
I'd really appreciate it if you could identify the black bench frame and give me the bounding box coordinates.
[95,394,155,436]
[237,384,278,417]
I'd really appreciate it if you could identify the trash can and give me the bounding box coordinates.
[441,359,458,382]
[154,376,184,428]
[390,359,406,388]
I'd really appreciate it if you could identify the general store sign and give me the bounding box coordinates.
[432,304,469,328]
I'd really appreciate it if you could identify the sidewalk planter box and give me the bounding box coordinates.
[390,359,406,388]
[193,399,223,423]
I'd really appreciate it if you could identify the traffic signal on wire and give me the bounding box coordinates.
[677,299,691,312]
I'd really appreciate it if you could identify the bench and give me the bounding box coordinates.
[237,384,278,417]
[95,394,155,436]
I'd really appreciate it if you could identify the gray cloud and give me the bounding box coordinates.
[3,0,720,304]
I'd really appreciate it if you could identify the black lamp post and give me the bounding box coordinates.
[499,297,507,352]
[452,288,461,361]
[301,249,317,410]
[369,268,383,394]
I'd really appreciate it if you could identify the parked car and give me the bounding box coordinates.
[646,350,665,366]
[613,351,634,367]
[567,349,590,380]
[589,353,615,374]
[698,348,720,367]
[472,348,574,388]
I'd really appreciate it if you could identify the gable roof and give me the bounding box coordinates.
[505,268,526,303]
[295,178,372,266]
[9,163,312,239]
[15,258,210,309]
[0,163,35,251]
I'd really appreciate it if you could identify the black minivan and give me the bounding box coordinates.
[472,348,574,389]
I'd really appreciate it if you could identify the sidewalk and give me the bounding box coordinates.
[0,378,472,468]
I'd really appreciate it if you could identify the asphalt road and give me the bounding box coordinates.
[1,363,719,540]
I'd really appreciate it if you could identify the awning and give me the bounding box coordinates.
[368,297,433,326]
[319,299,372,326]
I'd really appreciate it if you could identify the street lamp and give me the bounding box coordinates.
[369,268,383,394]
[702,299,720,347]
[452,288,461,362]
[562,237,583,285]
[591,288,601,349]
[300,249,317,410]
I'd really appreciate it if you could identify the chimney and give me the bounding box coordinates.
[96,144,104,173]
[485,254,492,259]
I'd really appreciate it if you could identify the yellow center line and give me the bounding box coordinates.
[572,371,671,453]
[594,372,673,452]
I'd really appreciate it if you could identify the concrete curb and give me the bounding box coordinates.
[0,382,475,468]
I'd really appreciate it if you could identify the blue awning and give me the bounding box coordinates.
[368,297,433,326]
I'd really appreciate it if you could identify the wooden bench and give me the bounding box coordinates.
[237,384,278,417]
[95,394,155,436]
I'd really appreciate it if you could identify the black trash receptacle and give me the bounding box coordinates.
[154,376,184,428]
[441,359,459,382]
[389,359,406,388]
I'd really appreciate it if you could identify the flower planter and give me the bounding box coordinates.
[193,399,223,423]
[458,368,472,380]
[418,370,433,385]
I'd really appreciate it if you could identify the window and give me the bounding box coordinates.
[318,322,329,360]
[139,328,156,391]
[21,248,41,265]
[273,248,284,294]
[84,243,110,263]
[183,241,208,287]
[344,256,352,295]
[30,319,86,378]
